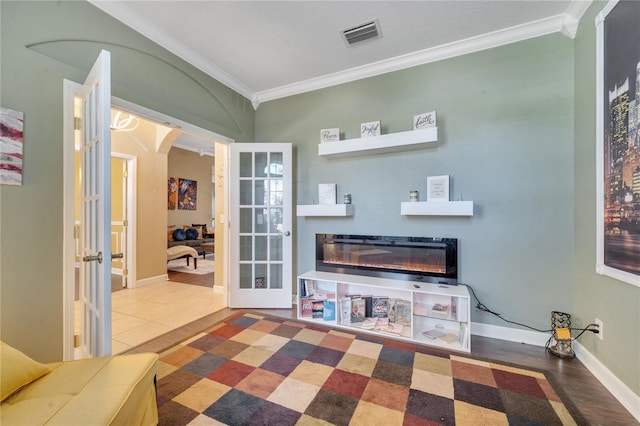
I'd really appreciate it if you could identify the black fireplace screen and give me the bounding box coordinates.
[316,234,458,284]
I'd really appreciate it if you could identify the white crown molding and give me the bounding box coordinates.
[88,1,255,102]
[255,13,572,105]
[573,342,640,423]
[172,142,215,157]
[562,0,594,38]
[90,1,592,109]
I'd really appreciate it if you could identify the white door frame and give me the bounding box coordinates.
[112,153,137,289]
[63,89,234,360]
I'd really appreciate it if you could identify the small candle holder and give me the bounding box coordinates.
[409,190,419,202]
[343,194,352,204]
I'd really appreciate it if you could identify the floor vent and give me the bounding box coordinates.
[341,19,381,45]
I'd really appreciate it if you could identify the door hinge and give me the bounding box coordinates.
[123,170,128,178]
[123,268,128,276]
[74,225,80,239]
[74,334,80,348]
[122,220,128,226]
[74,116,81,130]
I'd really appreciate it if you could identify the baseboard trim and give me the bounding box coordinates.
[573,341,640,422]
[135,274,168,287]
[472,321,639,422]
[470,321,550,347]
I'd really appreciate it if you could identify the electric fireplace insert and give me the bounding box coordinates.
[316,234,458,285]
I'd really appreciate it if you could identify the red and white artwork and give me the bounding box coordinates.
[0,107,24,186]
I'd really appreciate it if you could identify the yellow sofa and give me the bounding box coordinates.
[1,341,159,425]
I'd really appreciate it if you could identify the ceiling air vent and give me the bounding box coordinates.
[341,19,382,46]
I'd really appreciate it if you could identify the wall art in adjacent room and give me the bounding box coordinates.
[168,177,177,210]
[178,178,198,210]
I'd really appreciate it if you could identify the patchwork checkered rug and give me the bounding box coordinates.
[156,312,583,425]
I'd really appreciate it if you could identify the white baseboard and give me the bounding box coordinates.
[573,341,640,423]
[472,321,639,423]
[134,274,168,287]
[470,321,550,346]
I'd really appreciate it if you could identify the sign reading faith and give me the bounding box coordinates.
[413,111,437,130]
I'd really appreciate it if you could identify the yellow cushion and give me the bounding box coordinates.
[2,353,158,425]
[1,341,50,401]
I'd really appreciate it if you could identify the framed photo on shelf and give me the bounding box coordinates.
[427,175,449,202]
[318,183,337,205]
[595,0,640,286]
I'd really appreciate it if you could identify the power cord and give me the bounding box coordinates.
[461,283,600,338]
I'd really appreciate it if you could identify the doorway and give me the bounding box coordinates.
[63,87,233,359]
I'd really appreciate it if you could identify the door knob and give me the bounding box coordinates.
[82,252,103,264]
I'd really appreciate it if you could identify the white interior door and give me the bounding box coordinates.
[79,50,112,357]
[229,143,292,308]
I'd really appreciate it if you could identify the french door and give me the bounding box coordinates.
[229,143,292,308]
[78,50,112,357]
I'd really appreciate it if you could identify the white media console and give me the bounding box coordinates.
[297,270,471,353]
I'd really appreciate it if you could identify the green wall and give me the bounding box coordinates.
[255,21,634,396]
[256,33,575,334]
[573,1,640,395]
[1,0,638,399]
[0,1,254,361]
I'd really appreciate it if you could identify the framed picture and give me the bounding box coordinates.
[318,183,337,205]
[595,0,640,286]
[178,178,198,210]
[0,107,24,186]
[427,175,449,202]
[167,177,177,210]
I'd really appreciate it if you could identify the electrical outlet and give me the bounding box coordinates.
[595,318,603,340]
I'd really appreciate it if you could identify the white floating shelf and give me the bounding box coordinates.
[401,201,474,216]
[297,204,354,217]
[318,127,438,158]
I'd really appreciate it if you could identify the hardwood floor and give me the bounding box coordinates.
[166,269,214,287]
[126,306,638,426]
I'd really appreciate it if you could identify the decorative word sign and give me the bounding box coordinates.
[413,111,437,130]
[320,128,340,143]
[427,175,449,202]
[361,120,381,137]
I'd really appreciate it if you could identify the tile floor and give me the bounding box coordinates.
[75,280,225,354]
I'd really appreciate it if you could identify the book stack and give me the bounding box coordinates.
[300,280,335,321]
[357,317,404,335]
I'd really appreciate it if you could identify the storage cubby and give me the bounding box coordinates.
[297,270,471,352]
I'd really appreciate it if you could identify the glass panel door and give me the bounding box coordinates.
[230,144,292,307]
